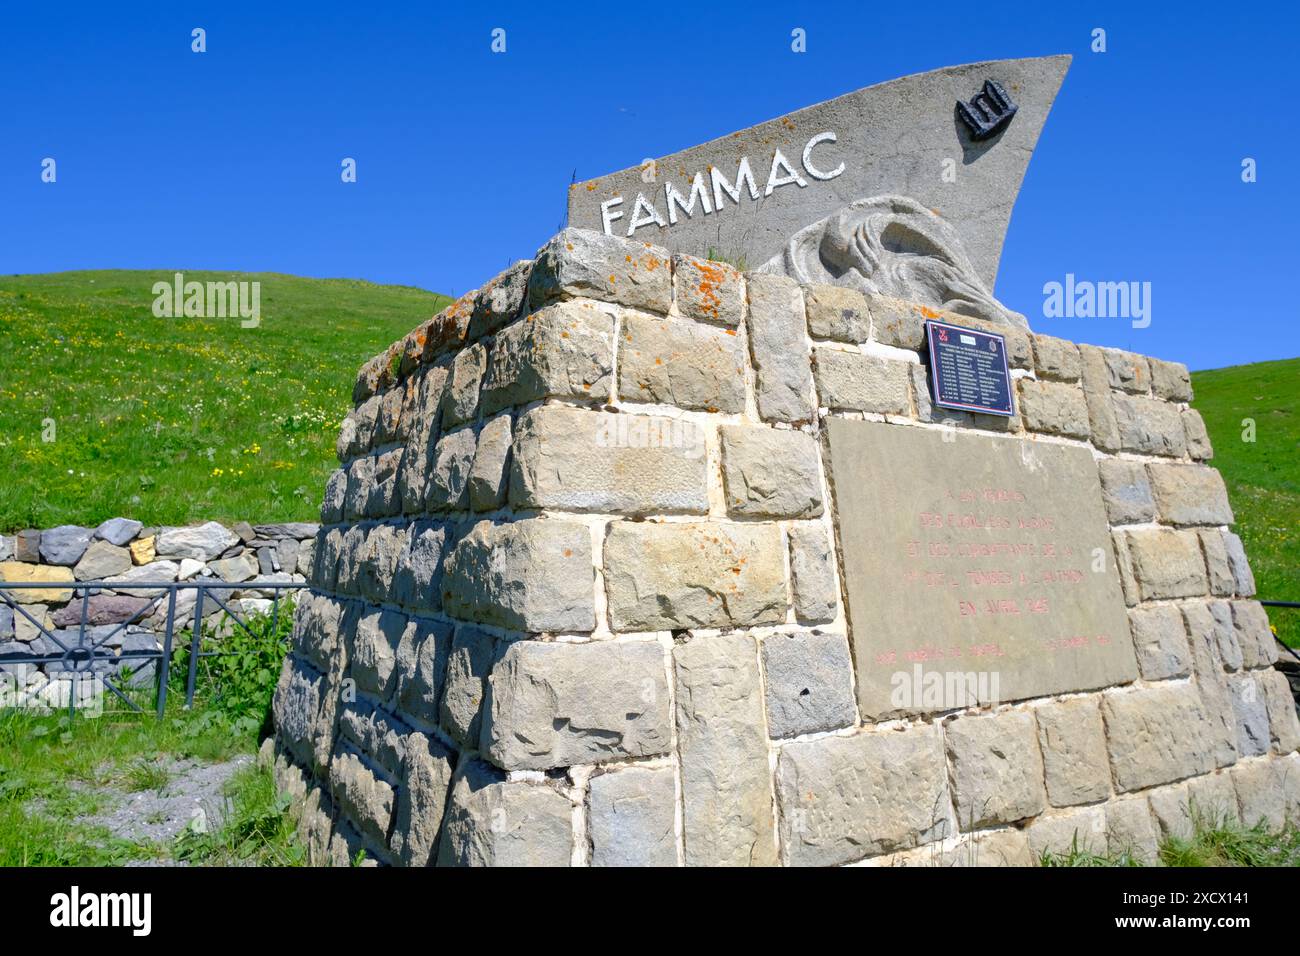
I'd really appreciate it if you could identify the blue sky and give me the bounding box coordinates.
[2,1,1295,370]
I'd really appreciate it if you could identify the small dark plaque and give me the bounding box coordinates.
[925,319,1015,417]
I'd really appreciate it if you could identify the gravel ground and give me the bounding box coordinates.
[68,754,254,857]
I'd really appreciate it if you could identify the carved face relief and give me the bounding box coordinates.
[760,195,1027,329]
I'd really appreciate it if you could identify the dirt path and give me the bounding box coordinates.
[69,755,254,861]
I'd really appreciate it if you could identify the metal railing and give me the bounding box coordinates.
[0,580,305,718]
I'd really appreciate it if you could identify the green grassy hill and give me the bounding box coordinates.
[1191,357,1299,647]
[0,271,449,530]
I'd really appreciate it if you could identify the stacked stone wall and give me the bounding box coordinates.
[271,227,1300,866]
[1,519,316,699]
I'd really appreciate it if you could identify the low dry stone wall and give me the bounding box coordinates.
[269,226,1300,867]
[0,519,316,698]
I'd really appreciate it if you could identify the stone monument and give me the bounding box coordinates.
[270,56,1300,866]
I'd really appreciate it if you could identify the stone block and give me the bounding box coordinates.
[329,748,396,854]
[129,535,155,566]
[1232,600,1278,669]
[777,726,949,866]
[442,518,595,633]
[338,699,411,776]
[761,630,856,738]
[1199,530,1235,597]
[355,523,405,604]
[587,766,678,867]
[1128,605,1192,680]
[320,469,347,524]
[1097,459,1154,525]
[439,625,498,747]
[617,311,746,412]
[0,562,74,604]
[945,710,1047,828]
[154,521,240,562]
[1186,771,1240,827]
[469,259,532,339]
[812,347,911,415]
[1078,345,1121,452]
[95,517,142,547]
[1035,696,1111,806]
[343,457,375,522]
[1182,408,1213,460]
[1148,463,1233,526]
[1223,532,1256,596]
[1025,807,1107,860]
[1112,393,1188,458]
[604,521,786,631]
[337,395,378,460]
[1147,783,1194,842]
[210,552,258,584]
[719,425,823,518]
[674,635,777,866]
[483,639,671,771]
[50,594,151,628]
[291,592,346,672]
[1124,528,1208,600]
[391,520,449,612]
[510,405,708,515]
[1105,797,1160,863]
[1100,348,1151,394]
[425,428,476,512]
[1181,601,1242,768]
[437,759,573,867]
[1016,378,1089,439]
[441,340,487,428]
[72,541,132,581]
[351,608,409,701]
[867,295,925,350]
[1259,668,1300,754]
[1228,673,1270,758]
[374,384,405,446]
[529,228,671,315]
[1101,684,1215,792]
[391,731,456,867]
[14,530,40,563]
[1031,333,1081,382]
[1111,531,1138,606]
[272,655,341,777]
[745,272,814,423]
[411,302,471,367]
[803,283,870,342]
[1150,357,1193,402]
[481,301,615,414]
[366,447,405,518]
[787,523,838,624]
[1230,759,1287,830]
[396,364,449,513]
[468,413,512,511]
[38,525,93,566]
[393,616,453,724]
[672,254,743,326]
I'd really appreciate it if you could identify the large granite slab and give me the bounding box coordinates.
[568,56,1069,292]
[826,420,1137,718]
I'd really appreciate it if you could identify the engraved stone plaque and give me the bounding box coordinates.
[826,419,1138,719]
